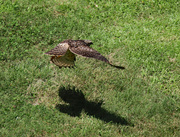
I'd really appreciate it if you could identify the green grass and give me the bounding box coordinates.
[0,0,180,136]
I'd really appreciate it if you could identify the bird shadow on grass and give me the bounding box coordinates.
[55,86,133,126]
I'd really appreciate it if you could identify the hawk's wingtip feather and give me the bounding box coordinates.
[109,63,125,69]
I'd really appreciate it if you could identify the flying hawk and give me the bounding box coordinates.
[45,39,125,69]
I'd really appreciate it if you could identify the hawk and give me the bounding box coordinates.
[45,39,125,69]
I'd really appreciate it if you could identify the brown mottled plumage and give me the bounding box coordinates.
[45,39,125,69]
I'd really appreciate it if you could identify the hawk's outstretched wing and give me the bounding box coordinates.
[69,45,110,63]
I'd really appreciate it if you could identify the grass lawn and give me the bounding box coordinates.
[0,0,179,136]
